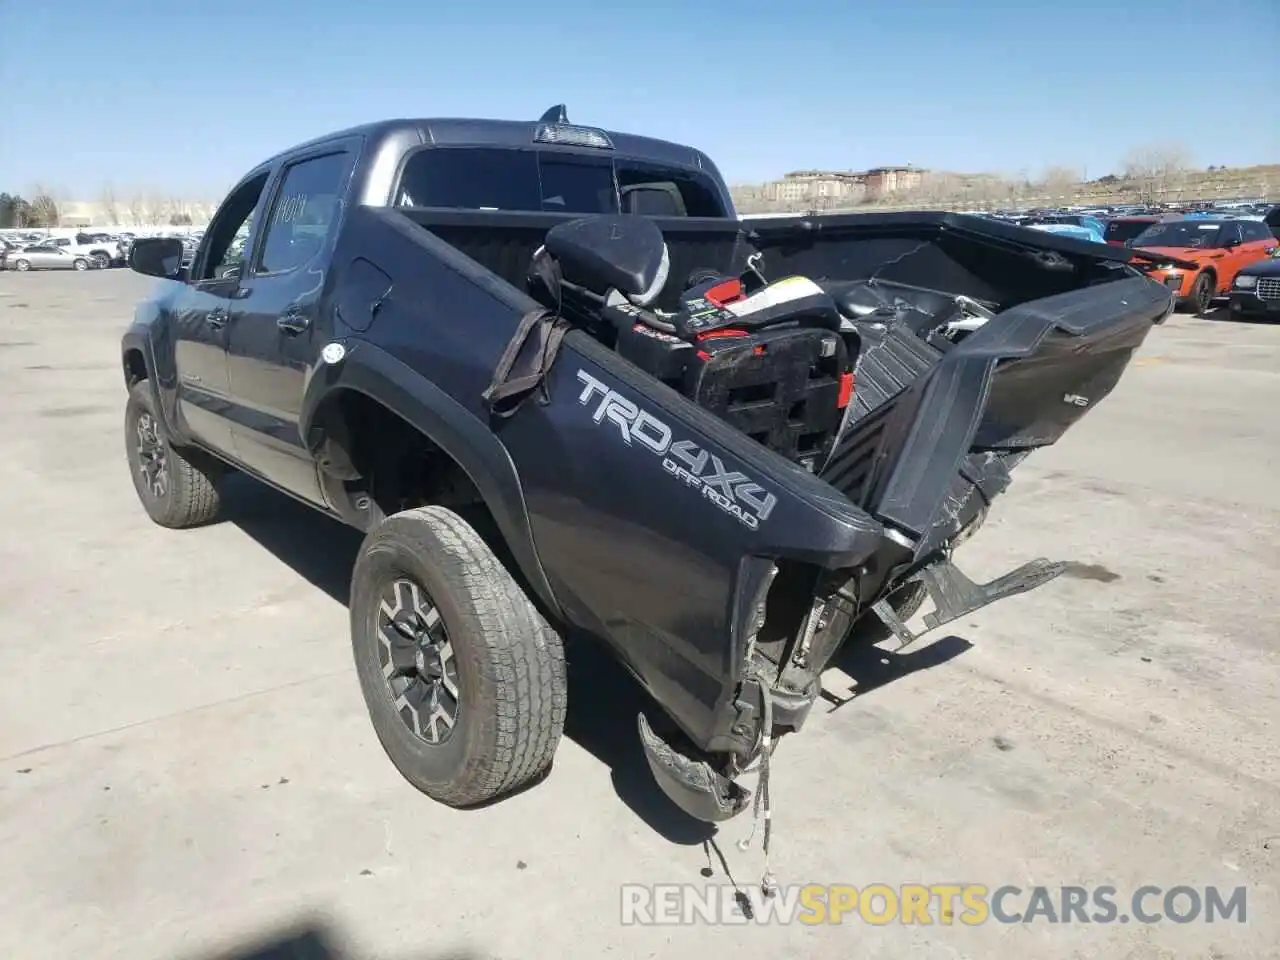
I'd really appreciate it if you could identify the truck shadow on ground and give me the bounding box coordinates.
[219,474,972,846]
[181,917,481,960]
[826,632,974,707]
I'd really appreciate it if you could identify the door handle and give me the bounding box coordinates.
[207,308,228,329]
[277,308,310,335]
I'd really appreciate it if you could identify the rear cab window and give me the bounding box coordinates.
[394,146,727,217]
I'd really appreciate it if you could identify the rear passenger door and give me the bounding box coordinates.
[1214,223,1245,292]
[225,143,357,505]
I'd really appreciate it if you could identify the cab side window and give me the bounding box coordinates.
[255,152,350,275]
[1219,223,1243,247]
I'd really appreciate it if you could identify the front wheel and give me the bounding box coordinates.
[123,381,224,527]
[349,506,567,808]
[1190,272,1214,317]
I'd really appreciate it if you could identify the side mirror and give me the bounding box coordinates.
[129,237,185,280]
[543,214,669,306]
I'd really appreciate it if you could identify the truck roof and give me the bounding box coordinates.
[265,116,723,178]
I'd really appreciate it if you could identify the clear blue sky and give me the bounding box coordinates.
[1,0,1276,198]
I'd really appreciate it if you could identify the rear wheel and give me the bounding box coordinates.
[14,259,30,272]
[73,258,90,271]
[845,580,927,645]
[92,252,110,269]
[1190,272,1214,316]
[350,506,567,807]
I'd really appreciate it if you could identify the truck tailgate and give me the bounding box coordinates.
[821,275,1168,555]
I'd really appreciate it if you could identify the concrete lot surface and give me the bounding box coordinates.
[0,270,1277,960]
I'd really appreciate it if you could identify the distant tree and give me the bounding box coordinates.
[1038,166,1081,199]
[135,192,166,226]
[169,211,192,226]
[0,192,35,228]
[1123,142,1193,203]
[99,183,121,225]
[27,184,61,227]
[126,192,147,226]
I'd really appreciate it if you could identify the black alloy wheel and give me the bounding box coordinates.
[376,576,462,745]
[134,409,169,502]
[123,380,223,527]
[349,506,566,808]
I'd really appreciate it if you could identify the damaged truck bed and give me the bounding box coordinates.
[119,108,1175,840]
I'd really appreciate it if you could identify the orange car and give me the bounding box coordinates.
[1129,218,1279,315]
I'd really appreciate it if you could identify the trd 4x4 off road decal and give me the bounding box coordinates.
[574,369,777,530]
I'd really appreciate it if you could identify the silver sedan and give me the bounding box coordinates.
[5,244,98,272]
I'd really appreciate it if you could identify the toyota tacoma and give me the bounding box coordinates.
[120,106,1177,849]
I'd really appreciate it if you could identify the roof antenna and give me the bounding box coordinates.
[538,104,568,124]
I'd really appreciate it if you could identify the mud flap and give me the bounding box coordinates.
[873,556,1067,649]
[637,713,752,823]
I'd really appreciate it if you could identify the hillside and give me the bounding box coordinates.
[733,163,1280,214]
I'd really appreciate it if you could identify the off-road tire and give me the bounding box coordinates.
[1190,271,1214,317]
[350,506,567,807]
[846,580,927,645]
[843,503,988,647]
[124,380,223,528]
[92,252,110,269]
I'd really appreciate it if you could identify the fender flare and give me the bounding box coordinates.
[120,324,185,441]
[299,340,563,620]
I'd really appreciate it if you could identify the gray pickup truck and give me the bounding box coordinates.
[120,105,1172,835]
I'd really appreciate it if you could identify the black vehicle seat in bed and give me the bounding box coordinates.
[823,279,952,319]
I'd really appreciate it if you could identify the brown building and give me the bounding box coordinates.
[863,166,926,197]
[763,170,867,205]
[756,165,930,209]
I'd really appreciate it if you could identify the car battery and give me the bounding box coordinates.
[615,321,694,383]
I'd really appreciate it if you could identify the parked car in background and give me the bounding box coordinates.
[178,235,199,270]
[1023,215,1105,243]
[1264,205,1280,241]
[5,243,99,272]
[45,233,123,269]
[75,232,130,266]
[1052,214,1106,237]
[1104,215,1161,246]
[1129,218,1279,315]
[1026,222,1102,243]
[1228,246,1280,321]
